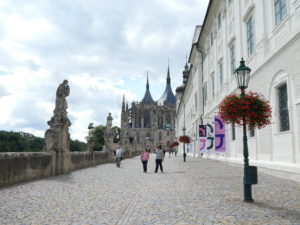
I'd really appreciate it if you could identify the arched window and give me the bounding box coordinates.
[143,110,151,128]
[277,83,289,131]
[159,132,162,141]
[158,115,163,129]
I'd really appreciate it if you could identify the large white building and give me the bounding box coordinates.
[176,0,300,171]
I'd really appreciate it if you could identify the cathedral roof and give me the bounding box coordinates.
[141,74,155,104]
[157,66,176,106]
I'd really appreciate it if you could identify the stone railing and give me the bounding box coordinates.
[0,147,143,188]
[0,150,115,187]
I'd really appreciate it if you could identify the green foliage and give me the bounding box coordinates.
[70,140,87,152]
[0,130,87,152]
[90,125,106,151]
[112,126,121,143]
[0,131,44,152]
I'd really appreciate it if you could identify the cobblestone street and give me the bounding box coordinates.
[1,155,299,225]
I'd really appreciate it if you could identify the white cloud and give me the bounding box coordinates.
[0,0,209,141]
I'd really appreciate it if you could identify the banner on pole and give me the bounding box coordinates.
[199,125,207,153]
[198,115,226,154]
[214,115,225,153]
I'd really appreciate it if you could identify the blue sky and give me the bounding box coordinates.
[0,0,209,141]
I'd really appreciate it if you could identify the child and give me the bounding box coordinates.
[140,148,150,172]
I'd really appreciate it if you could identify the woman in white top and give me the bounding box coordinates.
[115,146,123,168]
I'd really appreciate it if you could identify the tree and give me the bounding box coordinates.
[0,131,44,152]
[112,126,121,143]
[90,125,106,151]
[70,140,87,152]
[0,130,88,152]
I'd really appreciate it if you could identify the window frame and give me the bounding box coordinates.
[229,43,236,76]
[219,61,223,86]
[211,73,215,98]
[246,15,255,57]
[277,83,290,132]
[274,0,287,25]
[203,82,208,106]
[218,12,222,30]
[249,128,255,137]
[231,123,236,140]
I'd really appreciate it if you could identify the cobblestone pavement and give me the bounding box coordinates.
[1,155,300,225]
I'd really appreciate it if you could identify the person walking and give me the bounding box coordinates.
[168,147,172,158]
[174,148,178,157]
[115,145,123,168]
[140,148,150,172]
[154,145,164,173]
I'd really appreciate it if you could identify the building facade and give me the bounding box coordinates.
[176,0,300,169]
[121,68,176,150]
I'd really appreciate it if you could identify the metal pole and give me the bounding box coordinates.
[183,143,186,162]
[241,89,253,202]
[183,127,186,162]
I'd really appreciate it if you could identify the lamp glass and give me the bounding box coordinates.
[235,59,251,89]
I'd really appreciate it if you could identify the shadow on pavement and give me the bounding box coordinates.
[253,201,300,220]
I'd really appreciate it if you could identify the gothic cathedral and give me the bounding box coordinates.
[121,67,176,149]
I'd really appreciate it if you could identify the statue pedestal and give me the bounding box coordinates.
[45,121,71,152]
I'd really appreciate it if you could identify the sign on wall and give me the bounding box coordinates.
[214,115,225,153]
[199,115,225,154]
[199,125,207,153]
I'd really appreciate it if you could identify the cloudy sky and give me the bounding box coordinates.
[0,0,209,141]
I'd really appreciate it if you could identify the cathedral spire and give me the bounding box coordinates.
[167,58,171,85]
[146,70,149,90]
[141,71,155,104]
[122,95,125,112]
[157,64,176,106]
[167,64,170,84]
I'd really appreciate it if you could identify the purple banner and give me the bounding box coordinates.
[214,115,225,152]
[199,125,206,137]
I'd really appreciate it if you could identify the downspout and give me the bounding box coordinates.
[198,48,205,126]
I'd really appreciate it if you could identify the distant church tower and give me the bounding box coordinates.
[120,66,176,149]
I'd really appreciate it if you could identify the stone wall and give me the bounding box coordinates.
[0,152,55,187]
[0,150,117,187]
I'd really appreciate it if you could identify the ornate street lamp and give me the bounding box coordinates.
[235,58,257,203]
[182,126,186,162]
[235,58,251,91]
[88,123,94,136]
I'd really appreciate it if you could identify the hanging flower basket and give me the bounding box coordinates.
[179,136,190,144]
[169,141,179,148]
[218,91,272,129]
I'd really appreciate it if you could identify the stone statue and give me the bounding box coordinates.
[44,80,71,152]
[106,112,113,129]
[54,80,70,118]
[104,113,114,150]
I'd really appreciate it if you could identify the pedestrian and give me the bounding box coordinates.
[154,145,164,173]
[115,145,123,168]
[168,147,172,158]
[140,148,150,172]
[174,148,178,157]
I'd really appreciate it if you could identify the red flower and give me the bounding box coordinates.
[218,91,272,129]
[179,136,190,144]
[169,141,179,148]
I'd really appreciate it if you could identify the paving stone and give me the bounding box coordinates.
[0,155,299,224]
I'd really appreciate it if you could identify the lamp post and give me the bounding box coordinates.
[235,58,257,203]
[88,123,94,136]
[182,126,186,162]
